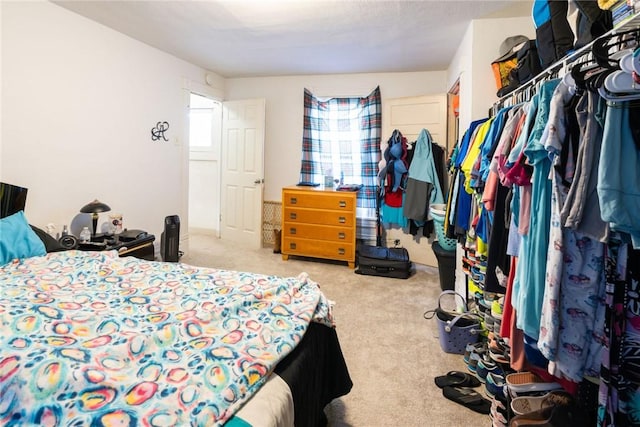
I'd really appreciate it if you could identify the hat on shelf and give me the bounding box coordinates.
[492,35,532,95]
[494,35,530,63]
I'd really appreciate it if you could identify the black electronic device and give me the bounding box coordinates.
[161,215,180,262]
[0,182,28,219]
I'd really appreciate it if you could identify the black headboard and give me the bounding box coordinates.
[0,182,28,218]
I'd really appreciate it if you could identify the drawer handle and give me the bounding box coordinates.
[338,216,346,224]
[290,197,297,204]
[338,248,345,255]
[290,243,297,250]
[338,232,346,239]
[339,200,347,208]
[290,213,297,220]
[290,227,297,235]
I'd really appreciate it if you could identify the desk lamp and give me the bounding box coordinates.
[80,199,111,240]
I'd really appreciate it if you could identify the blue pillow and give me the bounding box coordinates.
[0,211,47,266]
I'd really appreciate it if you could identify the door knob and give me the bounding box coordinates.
[254,179,264,184]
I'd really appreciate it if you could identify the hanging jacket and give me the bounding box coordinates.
[403,129,444,222]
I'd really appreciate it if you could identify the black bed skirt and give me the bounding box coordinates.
[274,322,353,427]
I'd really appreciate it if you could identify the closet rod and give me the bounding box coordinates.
[493,12,640,110]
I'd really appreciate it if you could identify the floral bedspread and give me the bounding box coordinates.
[0,250,332,426]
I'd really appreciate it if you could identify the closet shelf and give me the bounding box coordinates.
[493,11,640,111]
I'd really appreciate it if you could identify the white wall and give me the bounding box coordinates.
[446,15,535,297]
[1,1,223,240]
[447,23,474,136]
[2,2,532,248]
[225,71,447,202]
[447,16,535,134]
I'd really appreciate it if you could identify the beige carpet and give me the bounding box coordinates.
[181,232,489,427]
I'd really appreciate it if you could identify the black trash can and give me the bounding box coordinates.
[432,241,456,291]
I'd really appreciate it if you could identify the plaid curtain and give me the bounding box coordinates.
[300,86,381,240]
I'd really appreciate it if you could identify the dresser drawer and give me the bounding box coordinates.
[283,207,355,227]
[281,186,357,268]
[282,237,354,261]
[282,222,354,242]
[283,191,355,211]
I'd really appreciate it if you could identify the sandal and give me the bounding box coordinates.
[442,386,491,414]
[434,370,481,388]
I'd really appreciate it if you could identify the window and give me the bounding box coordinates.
[299,87,381,241]
[189,93,221,160]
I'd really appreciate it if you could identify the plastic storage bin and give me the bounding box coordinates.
[430,203,457,251]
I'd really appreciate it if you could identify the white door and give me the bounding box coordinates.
[382,94,447,267]
[220,99,266,248]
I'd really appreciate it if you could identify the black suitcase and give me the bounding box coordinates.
[355,244,413,279]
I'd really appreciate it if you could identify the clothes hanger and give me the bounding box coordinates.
[598,85,640,101]
[591,28,640,69]
[594,31,640,100]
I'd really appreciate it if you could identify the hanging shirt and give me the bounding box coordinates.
[598,101,640,248]
[453,119,487,233]
[561,92,610,242]
[516,78,560,341]
[461,119,493,195]
[404,129,444,222]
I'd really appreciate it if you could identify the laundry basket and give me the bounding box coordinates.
[430,204,457,251]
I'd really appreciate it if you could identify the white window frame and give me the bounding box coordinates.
[188,82,222,162]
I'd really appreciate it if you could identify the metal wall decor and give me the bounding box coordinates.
[151,121,170,142]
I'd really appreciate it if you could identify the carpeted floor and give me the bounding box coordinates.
[181,232,490,427]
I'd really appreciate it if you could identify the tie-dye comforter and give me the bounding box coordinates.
[0,250,333,426]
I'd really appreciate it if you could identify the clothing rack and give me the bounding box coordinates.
[491,12,640,115]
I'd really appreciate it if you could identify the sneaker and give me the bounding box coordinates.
[489,337,510,365]
[464,341,487,365]
[490,404,508,426]
[484,313,495,332]
[471,265,486,283]
[476,357,504,383]
[467,351,482,373]
[510,390,574,416]
[491,297,504,320]
[485,372,506,398]
[490,392,510,427]
[505,372,563,395]
[493,317,502,335]
[478,297,493,312]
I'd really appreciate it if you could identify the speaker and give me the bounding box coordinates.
[58,234,78,250]
[161,215,180,262]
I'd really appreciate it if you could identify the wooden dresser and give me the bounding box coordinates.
[281,186,357,268]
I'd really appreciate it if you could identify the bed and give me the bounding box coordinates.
[0,212,352,427]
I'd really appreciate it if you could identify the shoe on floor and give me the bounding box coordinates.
[485,372,506,398]
[467,351,482,373]
[434,371,481,389]
[505,372,562,394]
[442,386,491,415]
[476,356,503,384]
[491,297,504,320]
[510,390,574,416]
[509,399,586,426]
[463,341,487,365]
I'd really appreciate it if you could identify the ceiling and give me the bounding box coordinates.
[53,0,532,78]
